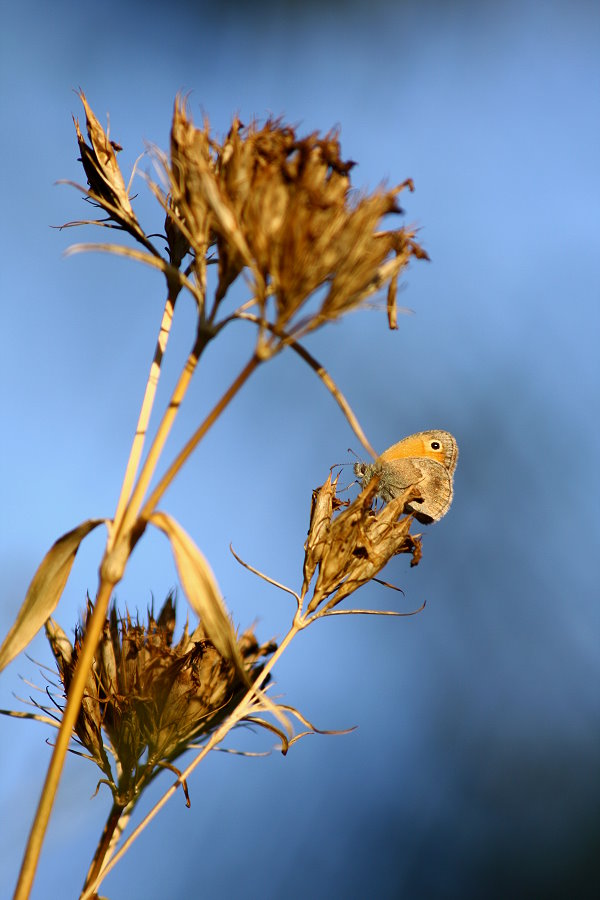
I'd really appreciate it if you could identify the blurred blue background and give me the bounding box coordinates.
[1,1,598,897]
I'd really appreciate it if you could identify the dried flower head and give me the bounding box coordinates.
[160,99,427,338]
[303,474,422,614]
[45,596,276,807]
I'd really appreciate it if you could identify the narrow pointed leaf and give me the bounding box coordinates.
[149,512,244,671]
[0,519,106,672]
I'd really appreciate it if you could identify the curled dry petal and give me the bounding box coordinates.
[164,197,190,268]
[44,618,72,667]
[169,100,213,261]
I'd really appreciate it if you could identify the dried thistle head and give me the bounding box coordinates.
[45,595,275,807]
[303,475,422,614]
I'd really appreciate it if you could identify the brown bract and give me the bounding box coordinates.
[168,103,213,274]
[45,597,276,807]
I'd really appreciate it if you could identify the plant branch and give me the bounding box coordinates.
[81,801,127,896]
[236,312,377,460]
[139,352,262,522]
[14,578,115,900]
[113,323,212,551]
[110,287,179,547]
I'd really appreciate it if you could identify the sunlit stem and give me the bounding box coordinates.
[139,352,262,522]
[14,577,115,900]
[15,282,186,899]
[236,313,377,460]
[109,287,179,548]
[114,320,213,546]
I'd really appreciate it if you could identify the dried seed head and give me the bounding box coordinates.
[67,95,426,334]
[73,91,143,240]
[304,477,422,613]
[46,595,276,806]
[160,101,426,331]
[302,473,337,595]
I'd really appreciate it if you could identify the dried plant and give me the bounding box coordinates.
[0,92,439,899]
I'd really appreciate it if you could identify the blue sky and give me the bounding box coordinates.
[1,2,598,897]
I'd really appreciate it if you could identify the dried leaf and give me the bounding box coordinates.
[302,474,336,594]
[0,519,106,672]
[149,512,244,673]
[278,702,357,737]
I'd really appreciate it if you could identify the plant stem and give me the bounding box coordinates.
[139,352,261,521]
[17,325,262,899]
[110,288,179,548]
[82,621,302,898]
[13,283,189,897]
[112,323,211,551]
[237,312,377,459]
[81,801,127,895]
[14,577,116,900]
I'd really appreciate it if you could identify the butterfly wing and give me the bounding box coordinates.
[380,430,458,474]
[379,456,453,523]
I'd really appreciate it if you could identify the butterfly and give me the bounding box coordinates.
[354,430,458,523]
